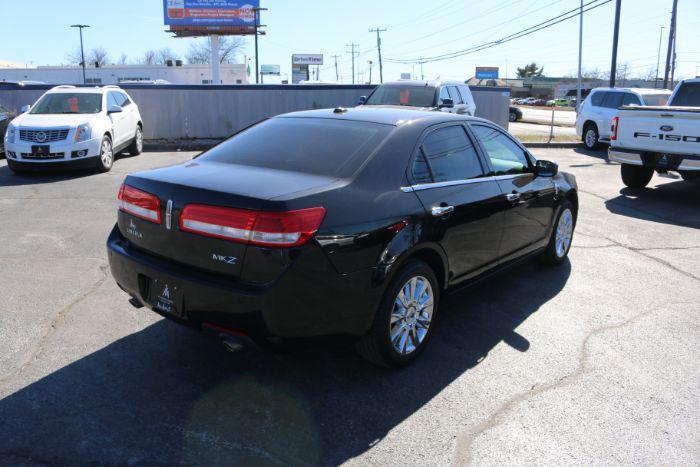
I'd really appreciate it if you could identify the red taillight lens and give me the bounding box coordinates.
[611,116,619,141]
[117,184,162,223]
[180,205,326,248]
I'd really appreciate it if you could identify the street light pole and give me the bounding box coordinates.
[253,7,268,85]
[576,0,583,112]
[70,24,90,85]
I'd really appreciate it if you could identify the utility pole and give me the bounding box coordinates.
[663,0,678,89]
[655,26,665,88]
[369,27,387,83]
[368,60,373,84]
[253,7,268,84]
[70,24,89,85]
[670,26,677,86]
[346,43,359,84]
[420,59,425,80]
[332,54,340,82]
[576,0,583,112]
[609,0,622,88]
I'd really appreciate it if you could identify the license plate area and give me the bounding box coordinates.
[31,145,50,156]
[149,277,184,318]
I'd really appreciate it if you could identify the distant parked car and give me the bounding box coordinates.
[359,80,476,116]
[509,106,522,122]
[0,104,16,155]
[4,85,143,173]
[575,87,672,150]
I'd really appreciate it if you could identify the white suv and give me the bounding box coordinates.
[4,85,143,173]
[575,87,671,150]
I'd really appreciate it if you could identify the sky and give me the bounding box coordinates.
[1,0,699,84]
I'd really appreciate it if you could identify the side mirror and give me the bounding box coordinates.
[108,105,123,114]
[20,104,31,113]
[535,159,558,177]
[357,95,367,105]
[439,98,454,109]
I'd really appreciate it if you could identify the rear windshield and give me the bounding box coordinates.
[670,82,700,106]
[198,117,392,178]
[642,94,670,106]
[365,85,437,107]
[30,93,102,114]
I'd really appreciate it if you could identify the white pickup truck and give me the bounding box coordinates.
[608,78,700,188]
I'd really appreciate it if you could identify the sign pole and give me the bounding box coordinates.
[210,35,220,85]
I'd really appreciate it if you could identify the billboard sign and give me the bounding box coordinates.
[475,67,499,79]
[261,65,280,76]
[400,73,411,80]
[292,54,324,66]
[163,0,259,27]
[292,64,309,84]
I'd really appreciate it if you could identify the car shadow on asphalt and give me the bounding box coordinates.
[0,259,571,465]
[604,181,700,229]
[573,146,610,162]
[0,153,136,186]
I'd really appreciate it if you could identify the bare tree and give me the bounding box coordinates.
[186,36,245,64]
[117,53,128,65]
[142,50,157,65]
[65,47,83,66]
[88,47,109,67]
[155,47,176,65]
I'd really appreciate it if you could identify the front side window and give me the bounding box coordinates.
[602,92,624,109]
[108,93,121,108]
[412,125,484,183]
[447,86,464,104]
[30,93,102,114]
[438,87,451,106]
[471,125,531,175]
[365,85,437,107]
[198,117,392,178]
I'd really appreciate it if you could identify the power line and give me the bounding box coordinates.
[385,0,612,65]
[369,27,387,83]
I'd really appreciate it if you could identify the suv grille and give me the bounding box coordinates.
[19,128,70,143]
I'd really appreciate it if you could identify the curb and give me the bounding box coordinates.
[523,141,582,149]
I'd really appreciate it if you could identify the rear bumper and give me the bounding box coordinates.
[609,147,700,171]
[106,225,381,339]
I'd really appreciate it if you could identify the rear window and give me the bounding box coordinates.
[365,85,436,107]
[641,94,670,106]
[670,82,700,106]
[30,93,102,114]
[198,117,392,178]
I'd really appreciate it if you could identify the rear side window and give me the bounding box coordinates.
[447,86,464,104]
[602,92,624,109]
[198,117,392,178]
[590,91,605,106]
[471,125,531,175]
[622,93,641,106]
[365,85,436,107]
[671,82,700,106]
[412,125,484,183]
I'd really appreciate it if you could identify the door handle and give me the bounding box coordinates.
[431,205,454,217]
[505,193,521,202]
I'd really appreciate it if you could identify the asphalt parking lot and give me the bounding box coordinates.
[0,149,698,465]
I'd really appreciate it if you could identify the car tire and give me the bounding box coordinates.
[539,200,576,266]
[679,171,700,182]
[96,135,114,173]
[509,111,518,122]
[356,259,439,367]
[621,164,653,188]
[582,123,599,150]
[128,125,143,156]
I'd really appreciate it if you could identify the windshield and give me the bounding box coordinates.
[30,93,102,114]
[643,94,670,106]
[198,117,392,178]
[670,82,700,107]
[365,85,437,107]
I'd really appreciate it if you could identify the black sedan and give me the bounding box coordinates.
[107,107,577,367]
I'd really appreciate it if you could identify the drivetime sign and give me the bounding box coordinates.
[292,54,324,66]
[163,0,259,27]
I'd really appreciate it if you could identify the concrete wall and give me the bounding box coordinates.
[0,84,509,140]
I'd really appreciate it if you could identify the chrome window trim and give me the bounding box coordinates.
[493,173,532,181]
[401,176,495,192]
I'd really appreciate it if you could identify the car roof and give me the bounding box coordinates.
[277,106,489,127]
[379,79,466,88]
[590,87,671,95]
[45,85,124,94]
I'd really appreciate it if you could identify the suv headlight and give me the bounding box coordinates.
[74,123,92,142]
[5,124,15,143]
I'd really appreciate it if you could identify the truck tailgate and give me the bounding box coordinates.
[613,106,700,155]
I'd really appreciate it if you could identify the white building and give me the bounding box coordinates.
[0,63,248,85]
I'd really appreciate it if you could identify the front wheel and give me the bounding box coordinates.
[540,201,576,266]
[509,111,518,122]
[621,164,653,188]
[356,260,439,367]
[128,126,143,156]
[96,135,114,172]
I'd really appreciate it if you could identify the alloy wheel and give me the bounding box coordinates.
[390,276,434,355]
[555,208,574,257]
[585,129,597,148]
[101,139,113,167]
[136,128,143,153]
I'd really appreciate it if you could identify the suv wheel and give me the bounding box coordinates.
[621,164,653,188]
[128,125,143,156]
[356,259,439,367]
[583,123,599,150]
[96,135,114,172]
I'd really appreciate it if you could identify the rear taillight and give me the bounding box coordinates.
[117,184,162,223]
[611,116,619,141]
[180,205,326,248]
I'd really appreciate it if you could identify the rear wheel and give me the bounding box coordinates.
[96,135,114,172]
[356,259,439,367]
[540,201,576,265]
[583,123,599,150]
[128,125,143,156]
[621,164,653,188]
